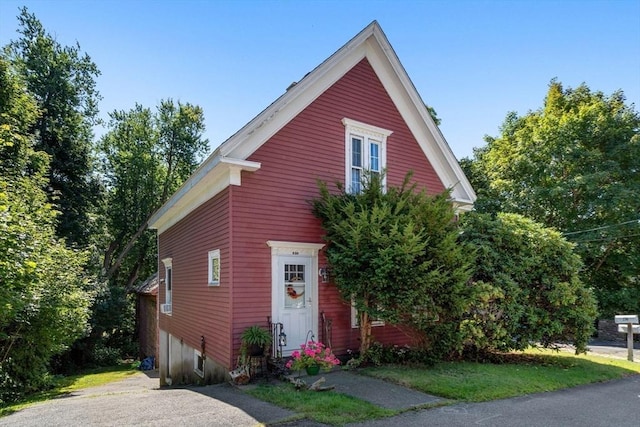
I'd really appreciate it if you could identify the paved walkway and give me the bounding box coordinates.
[346,375,640,427]
[307,369,443,410]
[2,341,638,426]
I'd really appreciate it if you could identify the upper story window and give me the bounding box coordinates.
[208,249,220,286]
[342,118,392,193]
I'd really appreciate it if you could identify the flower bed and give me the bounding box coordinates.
[286,341,341,372]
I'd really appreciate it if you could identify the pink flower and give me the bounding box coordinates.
[286,340,341,372]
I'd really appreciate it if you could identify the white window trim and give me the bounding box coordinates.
[342,118,392,193]
[208,249,220,286]
[194,349,204,378]
[161,258,173,315]
[350,299,385,328]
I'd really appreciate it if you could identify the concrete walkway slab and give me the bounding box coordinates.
[299,370,443,410]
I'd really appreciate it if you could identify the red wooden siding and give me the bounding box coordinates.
[230,58,444,355]
[158,188,233,368]
[137,293,157,360]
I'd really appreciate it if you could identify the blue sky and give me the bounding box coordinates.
[1,0,638,160]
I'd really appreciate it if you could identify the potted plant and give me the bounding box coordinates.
[286,341,340,375]
[241,325,272,357]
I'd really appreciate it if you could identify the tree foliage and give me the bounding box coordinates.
[0,55,92,403]
[99,99,208,288]
[312,173,474,356]
[1,8,211,386]
[76,100,209,363]
[6,7,102,246]
[464,81,640,317]
[459,213,597,354]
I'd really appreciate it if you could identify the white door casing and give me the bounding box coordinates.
[267,241,324,356]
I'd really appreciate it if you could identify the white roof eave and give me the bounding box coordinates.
[149,156,260,234]
[149,21,476,234]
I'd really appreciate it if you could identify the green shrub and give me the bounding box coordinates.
[91,345,122,367]
[459,212,597,354]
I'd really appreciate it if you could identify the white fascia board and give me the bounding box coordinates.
[219,23,380,160]
[365,26,477,206]
[149,21,476,235]
[149,157,261,234]
[215,21,475,204]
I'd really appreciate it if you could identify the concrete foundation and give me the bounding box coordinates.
[159,329,228,386]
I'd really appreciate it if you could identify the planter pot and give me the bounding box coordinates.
[230,366,250,385]
[305,364,320,376]
[249,344,265,356]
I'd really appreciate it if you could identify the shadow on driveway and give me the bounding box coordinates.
[0,371,297,427]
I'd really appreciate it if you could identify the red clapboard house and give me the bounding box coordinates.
[149,21,476,385]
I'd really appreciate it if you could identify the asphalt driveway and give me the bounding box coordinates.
[0,372,296,427]
[347,375,640,427]
[2,342,639,427]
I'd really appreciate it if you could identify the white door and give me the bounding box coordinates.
[275,255,315,355]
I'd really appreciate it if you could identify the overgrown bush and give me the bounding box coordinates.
[91,345,123,367]
[459,212,597,354]
[312,172,474,356]
[348,342,438,368]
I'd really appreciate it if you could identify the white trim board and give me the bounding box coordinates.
[149,21,476,234]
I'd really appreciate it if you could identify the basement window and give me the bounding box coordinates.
[194,350,204,378]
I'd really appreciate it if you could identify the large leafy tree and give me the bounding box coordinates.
[5,7,102,247]
[312,173,474,356]
[459,213,597,354]
[0,55,92,402]
[100,99,208,287]
[85,100,208,360]
[465,82,640,317]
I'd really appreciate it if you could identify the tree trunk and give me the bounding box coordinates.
[103,212,154,281]
[359,304,373,355]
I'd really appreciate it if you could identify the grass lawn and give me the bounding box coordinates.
[0,363,139,417]
[247,382,397,425]
[248,350,640,426]
[361,349,640,402]
[4,351,639,425]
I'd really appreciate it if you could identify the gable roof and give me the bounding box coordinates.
[133,272,158,296]
[149,21,476,234]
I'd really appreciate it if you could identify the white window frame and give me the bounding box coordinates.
[161,258,173,315]
[208,249,220,286]
[350,299,385,328]
[194,349,204,378]
[342,118,392,193]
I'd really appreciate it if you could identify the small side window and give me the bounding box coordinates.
[161,258,173,315]
[194,350,204,378]
[208,249,220,286]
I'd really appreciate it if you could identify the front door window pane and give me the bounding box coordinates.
[284,264,306,308]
